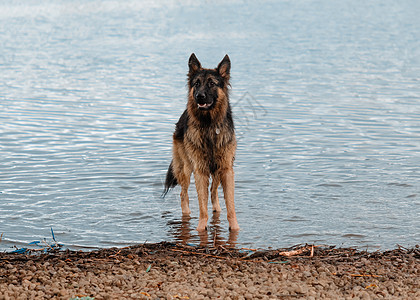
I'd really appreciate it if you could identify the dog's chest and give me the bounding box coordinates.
[186,125,230,152]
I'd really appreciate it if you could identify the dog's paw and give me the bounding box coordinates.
[196,220,208,232]
[212,206,222,213]
[196,225,208,232]
[181,209,191,216]
[228,224,240,231]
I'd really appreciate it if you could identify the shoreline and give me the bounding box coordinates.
[1,242,419,299]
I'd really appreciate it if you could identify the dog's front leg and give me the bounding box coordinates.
[221,168,240,231]
[194,171,209,231]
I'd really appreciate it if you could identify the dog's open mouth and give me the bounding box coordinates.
[197,102,213,109]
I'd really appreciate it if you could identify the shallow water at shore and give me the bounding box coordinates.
[1,0,419,251]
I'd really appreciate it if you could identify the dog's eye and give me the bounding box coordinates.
[194,81,200,87]
[208,81,215,87]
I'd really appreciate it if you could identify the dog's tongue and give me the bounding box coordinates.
[198,103,209,108]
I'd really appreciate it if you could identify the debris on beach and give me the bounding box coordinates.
[1,242,418,299]
[7,227,63,255]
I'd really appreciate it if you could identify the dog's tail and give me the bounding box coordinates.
[162,160,178,198]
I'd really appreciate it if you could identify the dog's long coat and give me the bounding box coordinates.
[163,53,239,231]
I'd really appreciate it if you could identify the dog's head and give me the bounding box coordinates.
[187,53,230,111]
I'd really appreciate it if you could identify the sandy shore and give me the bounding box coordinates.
[0,242,419,299]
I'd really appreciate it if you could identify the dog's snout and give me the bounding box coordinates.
[196,91,206,102]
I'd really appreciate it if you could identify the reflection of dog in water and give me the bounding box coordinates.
[163,54,239,232]
[168,213,238,247]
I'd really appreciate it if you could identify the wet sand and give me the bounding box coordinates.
[0,242,419,299]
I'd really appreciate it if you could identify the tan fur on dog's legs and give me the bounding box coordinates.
[210,175,221,212]
[172,140,192,216]
[221,168,239,231]
[179,165,192,215]
[194,172,209,231]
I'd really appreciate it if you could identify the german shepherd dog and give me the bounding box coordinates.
[163,53,239,232]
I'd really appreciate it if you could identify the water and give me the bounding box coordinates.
[1,0,419,251]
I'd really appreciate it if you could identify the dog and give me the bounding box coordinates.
[163,53,239,232]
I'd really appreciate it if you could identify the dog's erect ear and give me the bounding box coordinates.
[188,53,201,75]
[217,54,231,79]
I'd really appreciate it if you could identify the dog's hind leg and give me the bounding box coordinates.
[172,141,192,215]
[194,171,210,231]
[221,167,240,231]
[179,164,192,215]
[210,174,221,212]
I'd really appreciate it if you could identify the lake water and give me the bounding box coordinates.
[1,0,419,251]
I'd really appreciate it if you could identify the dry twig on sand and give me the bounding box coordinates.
[278,245,320,257]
